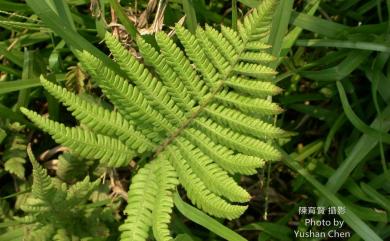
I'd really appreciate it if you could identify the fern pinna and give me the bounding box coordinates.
[21,0,288,240]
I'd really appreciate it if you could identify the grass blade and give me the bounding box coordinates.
[325,105,390,195]
[296,39,390,52]
[290,11,349,38]
[281,0,320,57]
[281,145,383,241]
[52,0,76,30]
[173,192,248,241]
[182,0,198,33]
[26,0,125,77]
[336,81,390,143]
[300,50,370,81]
[268,0,293,66]
[361,183,390,213]
[239,222,292,241]
[0,74,65,95]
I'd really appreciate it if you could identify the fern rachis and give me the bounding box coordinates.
[21,0,288,240]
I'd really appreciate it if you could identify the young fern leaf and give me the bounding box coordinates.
[24,147,106,239]
[21,0,286,240]
[27,146,55,202]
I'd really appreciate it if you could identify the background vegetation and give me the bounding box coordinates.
[0,0,389,240]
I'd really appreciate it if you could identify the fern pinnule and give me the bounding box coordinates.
[196,27,230,75]
[204,25,237,65]
[79,51,174,140]
[155,30,209,96]
[225,76,283,97]
[152,159,178,241]
[240,0,277,41]
[215,90,283,115]
[233,62,277,78]
[220,25,244,53]
[239,51,276,63]
[182,128,264,174]
[40,77,155,153]
[136,36,195,112]
[105,33,184,125]
[27,146,55,201]
[175,138,250,202]
[167,147,247,220]
[193,118,281,160]
[203,104,287,138]
[120,159,178,241]
[245,41,272,51]
[22,108,134,167]
[119,162,158,241]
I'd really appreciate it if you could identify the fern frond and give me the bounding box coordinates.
[193,117,281,160]
[215,90,283,115]
[78,51,174,141]
[40,77,155,153]
[204,25,237,65]
[22,108,134,167]
[27,147,54,202]
[21,1,286,240]
[204,104,287,138]
[167,147,247,219]
[225,76,282,97]
[66,177,99,206]
[104,33,184,125]
[196,27,230,75]
[152,159,178,241]
[137,36,195,112]
[174,25,218,89]
[183,128,264,174]
[119,162,158,241]
[233,62,277,78]
[175,139,250,202]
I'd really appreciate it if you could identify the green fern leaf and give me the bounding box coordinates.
[40,77,155,153]
[120,159,178,241]
[27,146,55,202]
[167,146,247,220]
[182,128,264,174]
[136,36,195,112]
[21,0,286,240]
[152,159,178,241]
[21,108,134,167]
[174,138,250,202]
[204,104,287,138]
